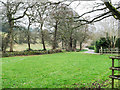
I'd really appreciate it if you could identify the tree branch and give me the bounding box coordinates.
[12,3,36,21]
[12,2,24,14]
[75,7,107,19]
[74,14,112,29]
[104,1,120,20]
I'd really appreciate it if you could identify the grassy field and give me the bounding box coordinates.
[2,52,119,88]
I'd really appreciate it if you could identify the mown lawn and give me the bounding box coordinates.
[2,52,119,88]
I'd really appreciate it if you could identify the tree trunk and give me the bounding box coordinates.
[62,38,64,49]
[9,34,13,52]
[80,42,82,51]
[73,39,77,51]
[2,32,10,53]
[80,36,86,51]
[69,36,73,51]
[104,2,120,20]
[53,21,58,49]
[41,23,46,50]
[27,32,31,50]
[9,21,14,52]
[27,22,31,51]
[41,32,46,50]
[64,39,68,51]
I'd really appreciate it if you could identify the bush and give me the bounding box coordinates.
[94,46,99,53]
[76,49,80,52]
[94,37,110,53]
[116,38,120,48]
[2,49,63,57]
[24,48,33,51]
[47,49,62,54]
[95,40,100,53]
[88,46,94,50]
[75,49,88,52]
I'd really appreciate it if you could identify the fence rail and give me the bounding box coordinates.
[99,48,120,54]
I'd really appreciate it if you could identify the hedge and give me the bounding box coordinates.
[2,49,62,57]
[88,46,94,50]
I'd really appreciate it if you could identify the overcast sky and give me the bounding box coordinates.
[33,0,120,35]
[1,0,119,36]
[70,0,119,38]
[49,0,119,15]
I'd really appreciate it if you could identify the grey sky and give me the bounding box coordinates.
[1,0,119,36]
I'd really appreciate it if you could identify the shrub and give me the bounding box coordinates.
[94,46,99,53]
[24,48,33,51]
[116,38,120,48]
[76,49,80,52]
[88,46,94,50]
[95,41,100,53]
[54,49,62,53]
[2,49,63,57]
[95,37,111,53]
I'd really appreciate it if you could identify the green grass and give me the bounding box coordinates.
[2,52,119,88]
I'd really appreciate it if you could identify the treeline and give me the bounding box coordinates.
[1,1,90,52]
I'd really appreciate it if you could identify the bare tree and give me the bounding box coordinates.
[25,4,36,50]
[47,4,69,49]
[73,0,120,26]
[76,25,90,50]
[1,0,36,52]
[35,3,49,50]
